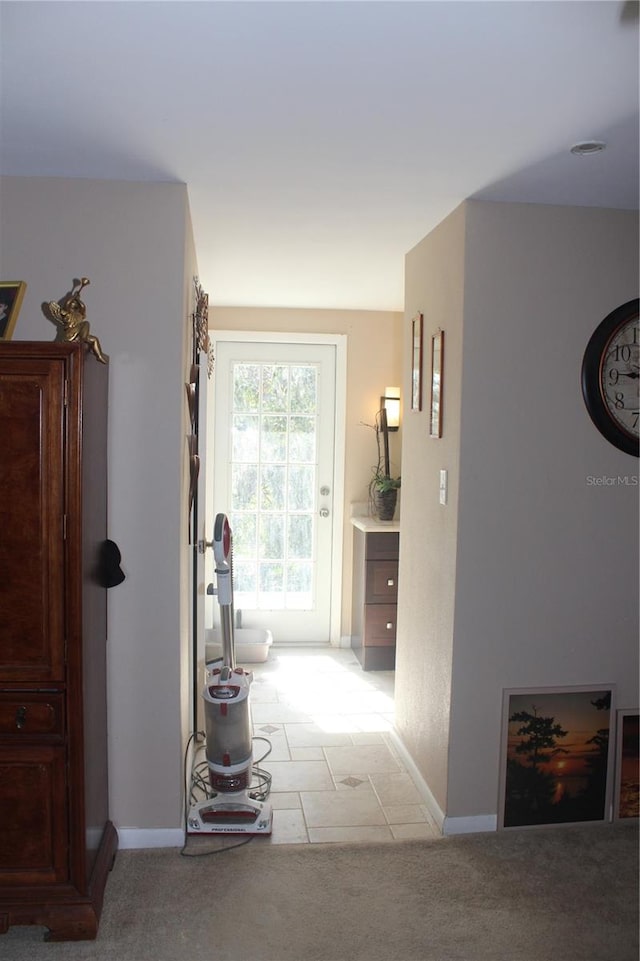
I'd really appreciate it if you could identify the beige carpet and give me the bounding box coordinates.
[1,822,637,961]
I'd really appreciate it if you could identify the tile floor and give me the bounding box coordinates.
[237,646,439,844]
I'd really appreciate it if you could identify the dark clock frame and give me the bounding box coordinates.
[581,298,639,458]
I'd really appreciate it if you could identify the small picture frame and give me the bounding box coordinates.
[498,685,616,829]
[0,281,27,341]
[411,312,423,412]
[429,329,444,438]
[613,709,639,820]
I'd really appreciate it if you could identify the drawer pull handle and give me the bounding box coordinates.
[386,622,394,630]
[387,578,394,587]
[15,706,27,729]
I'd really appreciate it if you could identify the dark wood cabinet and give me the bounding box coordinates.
[351,524,399,671]
[0,342,117,941]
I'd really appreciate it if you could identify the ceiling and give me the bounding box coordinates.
[1,1,638,311]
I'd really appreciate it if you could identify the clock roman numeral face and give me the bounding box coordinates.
[581,299,639,457]
[600,316,640,440]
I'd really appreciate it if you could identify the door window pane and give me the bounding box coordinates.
[288,465,314,511]
[262,366,288,412]
[290,367,317,413]
[233,560,257,601]
[261,415,287,462]
[260,465,286,511]
[232,414,259,462]
[232,465,258,510]
[289,416,316,462]
[230,512,257,556]
[260,513,284,560]
[288,514,312,559]
[234,365,260,411]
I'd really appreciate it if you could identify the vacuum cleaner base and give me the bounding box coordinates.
[187,795,273,836]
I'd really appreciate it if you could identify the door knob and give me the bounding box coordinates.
[320,486,330,496]
[319,508,330,518]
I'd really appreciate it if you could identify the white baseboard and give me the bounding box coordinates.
[388,729,497,836]
[339,634,352,649]
[116,828,184,850]
[442,814,497,835]
[388,729,445,834]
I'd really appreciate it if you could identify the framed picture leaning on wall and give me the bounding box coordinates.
[0,281,27,340]
[498,686,616,829]
[614,709,639,820]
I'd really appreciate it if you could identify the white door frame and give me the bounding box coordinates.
[208,330,347,646]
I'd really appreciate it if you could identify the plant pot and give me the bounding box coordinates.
[373,488,398,521]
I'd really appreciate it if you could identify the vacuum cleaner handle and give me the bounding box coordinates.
[213,513,232,567]
[213,513,235,667]
[213,513,233,605]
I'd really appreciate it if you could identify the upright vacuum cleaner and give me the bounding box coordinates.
[187,514,273,835]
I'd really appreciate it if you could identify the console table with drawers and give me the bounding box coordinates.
[350,518,400,671]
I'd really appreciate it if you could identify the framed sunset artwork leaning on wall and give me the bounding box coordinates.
[613,709,639,820]
[498,686,616,829]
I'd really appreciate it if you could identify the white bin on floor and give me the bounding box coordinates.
[205,627,273,665]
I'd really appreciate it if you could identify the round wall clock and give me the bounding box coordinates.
[581,298,639,457]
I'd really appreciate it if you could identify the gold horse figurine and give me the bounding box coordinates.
[45,277,107,364]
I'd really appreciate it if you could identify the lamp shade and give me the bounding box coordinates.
[382,386,400,431]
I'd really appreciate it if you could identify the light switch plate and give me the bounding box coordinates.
[439,469,448,506]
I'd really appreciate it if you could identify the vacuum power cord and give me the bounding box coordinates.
[180,731,273,857]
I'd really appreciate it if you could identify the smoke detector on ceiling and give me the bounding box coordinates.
[570,141,607,156]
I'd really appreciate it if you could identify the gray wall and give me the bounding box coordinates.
[0,176,197,835]
[395,203,467,813]
[450,200,639,820]
[397,198,639,828]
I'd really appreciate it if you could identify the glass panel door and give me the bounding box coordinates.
[212,340,336,643]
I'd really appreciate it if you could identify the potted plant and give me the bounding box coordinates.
[368,407,401,521]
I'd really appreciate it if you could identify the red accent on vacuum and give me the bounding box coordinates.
[209,769,251,792]
[223,517,231,559]
[201,807,258,824]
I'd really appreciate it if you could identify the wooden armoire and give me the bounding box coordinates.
[0,342,117,941]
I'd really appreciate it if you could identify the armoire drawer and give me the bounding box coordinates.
[0,693,65,740]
